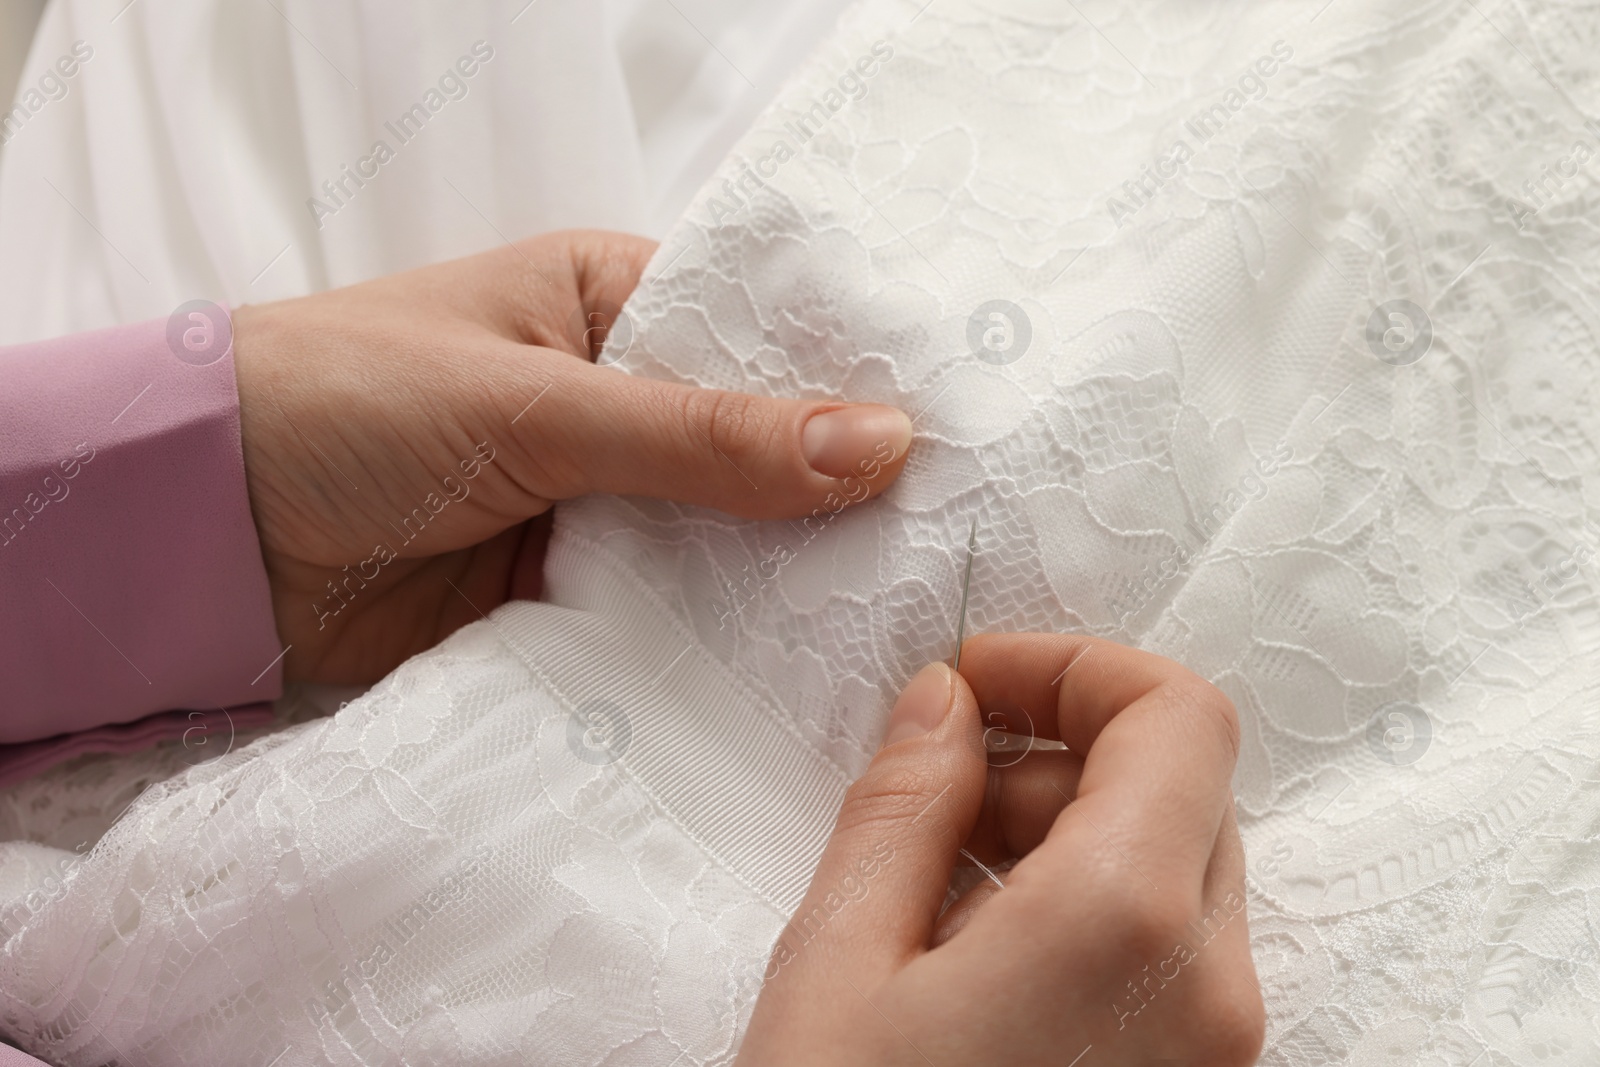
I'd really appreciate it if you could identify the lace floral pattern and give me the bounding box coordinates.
[3,0,1598,1064]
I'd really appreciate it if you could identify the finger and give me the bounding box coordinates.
[934,750,1080,948]
[1195,801,1253,990]
[1204,800,1247,909]
[1160,802,1266,1064]
[480,229,658,353]
[960,749,1082,865]
[957,633,1172,743]
[958,633,1239,900]
[770,663,986,983]
[506,351,913,519]
[931,878,1002,948]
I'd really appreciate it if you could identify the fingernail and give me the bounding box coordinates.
[882,663,953,748]
[801,404,913,480]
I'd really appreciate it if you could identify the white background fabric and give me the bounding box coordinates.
[3,0,1600,1065]
[0,0,849,343]
[0,0,48,119]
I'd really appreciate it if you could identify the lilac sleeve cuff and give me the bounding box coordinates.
[0,312,284,778]
[0,1043,51,1067]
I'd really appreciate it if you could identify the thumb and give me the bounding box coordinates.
[512,354,914,519]
[772,664,986,983]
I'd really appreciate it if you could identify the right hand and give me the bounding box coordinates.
[737,633,1265,1066]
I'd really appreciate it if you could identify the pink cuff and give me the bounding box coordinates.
[0,310,284,778]
[0,704,279,789]
[0,1044,52,1067]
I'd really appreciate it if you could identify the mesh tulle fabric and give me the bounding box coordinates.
[5,0,1600,1063]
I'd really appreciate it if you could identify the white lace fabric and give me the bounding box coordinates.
[5,0,1600,1064]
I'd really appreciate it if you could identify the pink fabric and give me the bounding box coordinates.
[0,315,284,784]
[0,1044,50,1067]
[0,704,279,789]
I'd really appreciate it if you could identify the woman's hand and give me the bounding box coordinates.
[231,230,912,683]
[738,633,1265,1066]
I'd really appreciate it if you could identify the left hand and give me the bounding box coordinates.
[231,229,913,683]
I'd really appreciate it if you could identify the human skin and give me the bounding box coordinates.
[739,633,1266,1066]
[231,230,912,684]
[230,234,1263,1062]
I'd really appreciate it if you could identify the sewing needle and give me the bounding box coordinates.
[952,519,977,672]
[953,521,1007,894]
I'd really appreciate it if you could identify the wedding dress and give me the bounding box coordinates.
[4,0,1600,1064]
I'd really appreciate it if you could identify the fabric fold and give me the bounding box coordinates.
[3,1,1600,1065]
